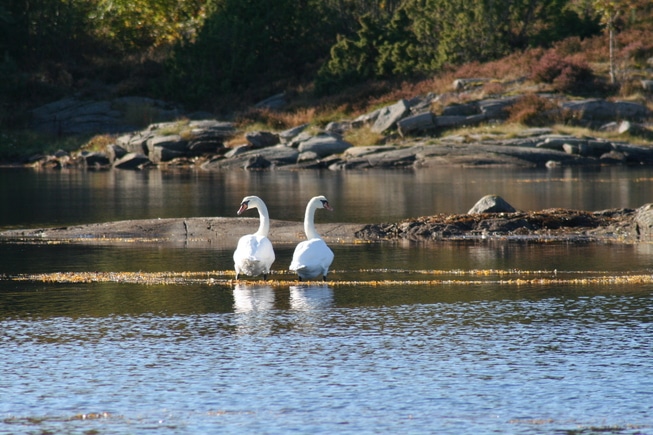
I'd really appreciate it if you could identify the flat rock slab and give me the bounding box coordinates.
[0,218,364,247]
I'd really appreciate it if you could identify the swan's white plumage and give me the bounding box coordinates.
[233,196,275,279]
[290,238,334,280]
[289,195,334,281]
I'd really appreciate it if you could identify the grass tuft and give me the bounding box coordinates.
[343,126,384,147]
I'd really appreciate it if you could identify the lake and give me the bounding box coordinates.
[1,166,652,434]
[3,164,653,228]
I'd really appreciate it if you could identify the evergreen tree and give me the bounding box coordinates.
[316,9,424,94]
[166,0,329,106]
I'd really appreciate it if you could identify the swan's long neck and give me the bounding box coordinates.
[256,203,270,236]
[304,201,321,239]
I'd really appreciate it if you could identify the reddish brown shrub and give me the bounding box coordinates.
[531,51,564,83]
[506,94,560,126]
[553,37,583,56]
[618,29,652,50]
[454,52,532,80]
[578,37,608,63]
[622,40,653,65]
[531,51,595,93]
[481,81,505,96]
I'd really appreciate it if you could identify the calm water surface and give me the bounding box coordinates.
[2,165,653,228]
[1,167,653,434]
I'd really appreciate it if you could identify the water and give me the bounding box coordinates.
[1,166,653,434]
[2,165,653,228]
[1,282,652,434]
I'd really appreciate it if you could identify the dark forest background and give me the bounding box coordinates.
[0,0,651,132]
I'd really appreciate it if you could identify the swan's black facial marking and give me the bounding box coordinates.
[321,199,333,211]
[237,200,250,215]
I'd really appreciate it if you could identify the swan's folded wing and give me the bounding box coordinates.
[253,235,276,264]
[290,238,334,273]
[234,235,275,274]
[234,234,257,261]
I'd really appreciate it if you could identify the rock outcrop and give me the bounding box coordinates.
[27,90,653,171]
[355,203,651,243]
[31,96,182,135]
[468,195,516,214]
[5,202,653,245]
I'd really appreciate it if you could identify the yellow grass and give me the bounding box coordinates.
[343,126,384,147]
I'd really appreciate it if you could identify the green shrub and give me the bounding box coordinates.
[315,10,424,95]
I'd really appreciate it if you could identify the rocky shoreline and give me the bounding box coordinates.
[9,88,653,245]
[3,203,653,246]
[357,208,640,243]
[24,89,653,170]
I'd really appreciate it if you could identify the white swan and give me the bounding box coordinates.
[289,195,334,281]
[233,196,275,280]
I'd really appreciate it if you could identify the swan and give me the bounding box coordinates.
[233,196,276,280]
[289,195,334,281]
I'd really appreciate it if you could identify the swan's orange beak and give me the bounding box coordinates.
[322,201,333,211]
[237,202,249,215]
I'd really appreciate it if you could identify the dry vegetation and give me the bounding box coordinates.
[233,27,653,144]
[81,26,653,154]
[12,269,653,287]
[7,27,651,159]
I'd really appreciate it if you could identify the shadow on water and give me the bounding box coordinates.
[2,274,652,322]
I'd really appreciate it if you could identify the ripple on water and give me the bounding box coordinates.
[0,290,652,434]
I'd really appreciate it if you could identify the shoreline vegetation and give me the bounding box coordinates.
[1,2,652,165]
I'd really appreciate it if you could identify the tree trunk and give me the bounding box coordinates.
[609,15,617,84]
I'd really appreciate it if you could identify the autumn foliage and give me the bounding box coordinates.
[530,51,596,93]
[1,0,652,123]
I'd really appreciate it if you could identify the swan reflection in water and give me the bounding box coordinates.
[232,284,276,335]
[289,285,334,333]
[232,284,334,334]
[232,284,275,313]
[290,285,334,311]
